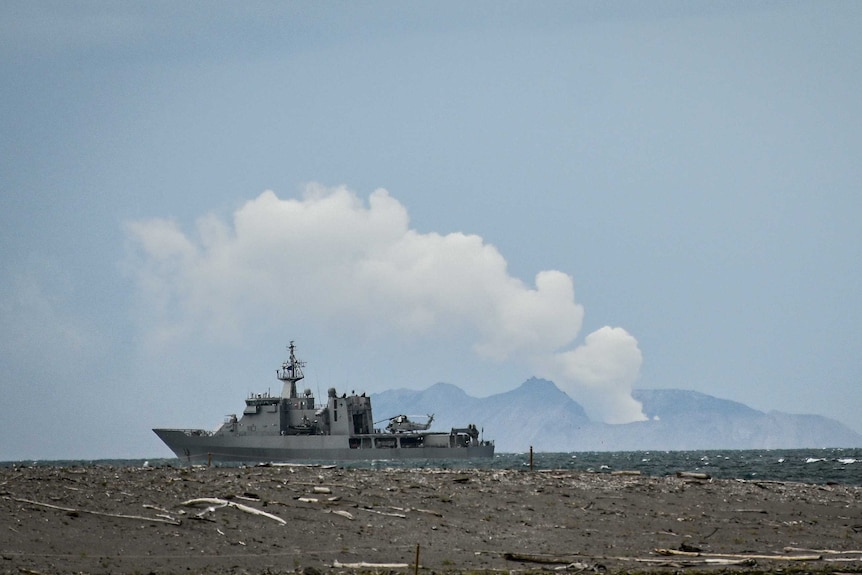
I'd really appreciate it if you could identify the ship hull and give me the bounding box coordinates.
[153,428,495,464]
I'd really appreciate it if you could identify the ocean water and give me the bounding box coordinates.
[3,448,861,486]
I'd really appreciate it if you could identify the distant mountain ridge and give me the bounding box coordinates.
[371,379,862,452]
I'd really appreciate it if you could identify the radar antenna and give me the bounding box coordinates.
[277,341,306,398]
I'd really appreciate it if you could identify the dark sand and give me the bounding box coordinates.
[2,464,861,574]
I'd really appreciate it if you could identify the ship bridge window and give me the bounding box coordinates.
[400,436,423,448]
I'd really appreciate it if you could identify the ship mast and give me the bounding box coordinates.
[277,341,305,398]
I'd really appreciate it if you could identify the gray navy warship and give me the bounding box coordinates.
[153,342,495,463]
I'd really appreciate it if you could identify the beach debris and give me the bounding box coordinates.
[609,554,755,568]
[694,558,757,567]
[413,507,444,517]
[6,496,181,525]
[655,548,822,561]
[557,561,598,571]
[232,492,261,502]
[360,506,407,518]
[332,560,410,568]
[785,546,862,557]
[504,552,586,565]
[180,497,286,525]
[675,471,711,480]
[5,464,861,575]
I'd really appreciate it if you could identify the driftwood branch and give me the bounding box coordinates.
[504,552,756,569]
[503,552,584,564]
[386,505,441,517]
[360,507,407,518]
[284,480,358,489]
[785,546,862,555]
[675,472,711,480]
[655,548,822,561]
[333,560,410,568]
[629,556,755,567]
[7,496,181,525]
[181,497,286,525]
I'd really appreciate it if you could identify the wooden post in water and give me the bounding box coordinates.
[207,453,212,468]
[414,543,420,575]
[530,445,534,471]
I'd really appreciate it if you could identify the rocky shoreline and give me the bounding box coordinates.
[2,464,861,574]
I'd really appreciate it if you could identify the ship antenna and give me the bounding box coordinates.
[277,340,306,398]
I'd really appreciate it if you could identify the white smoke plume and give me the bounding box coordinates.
[125,184,646,423]
[535,326,646,423]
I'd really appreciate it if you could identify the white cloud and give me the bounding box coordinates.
[125,184,646,423]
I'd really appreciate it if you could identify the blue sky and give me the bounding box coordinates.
[2,1,860,459]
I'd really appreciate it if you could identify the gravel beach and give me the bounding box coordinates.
[2,464,861,574]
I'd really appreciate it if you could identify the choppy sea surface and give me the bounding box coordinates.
[3,448,861,486]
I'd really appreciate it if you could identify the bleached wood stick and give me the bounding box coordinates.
[638,558,756,567]
[333,560,410,568]
[181,497,286,525]
[7,496,181,525]
[655,548,822,561]
[360,507,407,518]
[220,501,285,525]
[785,546,862,555]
